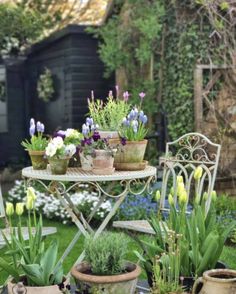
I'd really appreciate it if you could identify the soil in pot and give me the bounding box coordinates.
[71,262,141,294]
[28,150,47,170]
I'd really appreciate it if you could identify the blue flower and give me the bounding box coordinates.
[29,124,35,137]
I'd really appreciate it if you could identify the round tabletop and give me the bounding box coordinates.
[22,166,157,182]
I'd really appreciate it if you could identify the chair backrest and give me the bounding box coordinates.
[160,132,221,213]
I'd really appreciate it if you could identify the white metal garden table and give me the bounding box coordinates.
[22,166,156,273]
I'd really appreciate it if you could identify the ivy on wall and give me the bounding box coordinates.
[89,0,229,140]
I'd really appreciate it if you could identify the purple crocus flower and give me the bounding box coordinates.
[56,130,66,139]
[36,121,45,133]
[83,138,92,145]
[86,117,94,126]
[82,124,89,136]
[122,117,130,127]
[141,115,148,124]
[29,124,35,137]
[123,91,130,102]
[139,92,146,100]
[30,118,35,126]
[93,131,101,142]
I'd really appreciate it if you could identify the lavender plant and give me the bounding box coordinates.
[21,118,48,151]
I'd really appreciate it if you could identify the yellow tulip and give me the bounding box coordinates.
[27,187,37,201]
[177,182,185,197]
[194,166,203,180]
[6,202,14,216]
[170,186,174,196]
[177,176,184,184]
[179,189,188,205]
[211,190,217,202]
[26,196,35,210]
[168,194,174,206]
[16,203,24,216]
[155,190,161,202]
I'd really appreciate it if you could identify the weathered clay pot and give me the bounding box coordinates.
[114,140,147,170]
[99,130,119,139]
[7,280,63,294]
[93,149,115,175]
[79,152,93,171]
[71,262,141,294]
[48,157,70,175]
[192,269,236,294]
[28,150,47,170]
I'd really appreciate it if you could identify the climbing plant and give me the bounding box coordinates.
[89,0,234,140]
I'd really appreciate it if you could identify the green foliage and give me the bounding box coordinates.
[0,3,43,55]
[37,68,55,103]
[21,134,48,151]
[88,93,130,131]
[84,232,128,275]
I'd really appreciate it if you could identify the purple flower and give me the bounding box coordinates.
[55,130,66,139]
[82,124,89,136]
[115,85,119,97]
[30,118,35,126]
[123,91,130,102]
[29,124,35,137]
[121,137,126,146]
[82,138,92,146]
[122,117,130,127]
[86,117,94,126]
[36,121,45,133]
[93,131,101,142]
[141,115,148,124]
[139,92,146,100]
[109,90,113,97]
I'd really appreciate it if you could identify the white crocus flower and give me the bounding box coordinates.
[52,136,64,148]
[45,143,57,157]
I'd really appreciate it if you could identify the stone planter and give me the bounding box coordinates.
[93,149,115,175]
[114,140,148,170]
[71,262,141,294]
[79,152,93,171]
[7,279,63,294]
[48,157,70,175]
[192,269,236,294]
[28,150,47,170]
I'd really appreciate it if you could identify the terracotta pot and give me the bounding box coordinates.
[28,150,47,170]
[92,149,115,175]
[7,280,63,294]
[99,130,119,139]
[79,152,93,171]
[192,269,236,294]
[48,157,70,175]
[114,140,147,169]
[71,262,141,294]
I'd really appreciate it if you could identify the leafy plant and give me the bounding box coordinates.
[84,232,128,275]
[37,68,55,102]
[21,118,48,151]
[0,187,64,287]
[88,90,130,131]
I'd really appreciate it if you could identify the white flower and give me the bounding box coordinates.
[65,144,76,157]
[52,136,64,148]
[45,143,57,157]
[65,128,77,138]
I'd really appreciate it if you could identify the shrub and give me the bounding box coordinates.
[84,232,128,275]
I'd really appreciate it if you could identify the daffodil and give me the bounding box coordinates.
[179,189,188,205]
[194,166,203,180]
[155,190,161,202]
[6,202,14,216]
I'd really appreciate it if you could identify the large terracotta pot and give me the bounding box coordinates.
[192,269,236,294]
[28,150,47,170]
[92,149,115,175]
[114,140,148,170]
[7,280,63,294]
[79,152,93,171]
[48,157,70,175]
[71,262,141,294]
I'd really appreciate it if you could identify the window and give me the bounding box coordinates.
[0,65,7,132]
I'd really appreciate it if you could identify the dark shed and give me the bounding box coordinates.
[0,25,114,167]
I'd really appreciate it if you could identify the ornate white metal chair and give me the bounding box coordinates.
[113,132,221,234]
[0,183,57,249]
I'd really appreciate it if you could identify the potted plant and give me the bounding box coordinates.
[71,232,141,294]
[114,106,148,170]
[88,87,130,139]
[45,136,76,175]
[21,118,48,170]
[135,171,235,291]
[0,187,69,294]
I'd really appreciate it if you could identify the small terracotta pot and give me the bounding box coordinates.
[79,152,93,171]
[71,262,141,294]
[114,140,147,169]
[7,280,63,294]
[48,157,70,175]
[28,150,47,170]
[99,130,119,139]
[92,149,115,175]
[192,269,236,294]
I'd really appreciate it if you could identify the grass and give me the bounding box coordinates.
[0,216,236,285]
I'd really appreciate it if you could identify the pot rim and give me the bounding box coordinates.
[28,150,45,155]
[71,262,141,284]
[8,276,67,289]
[203,269,236,283]
[48,157,71,161]
[121,139,148,144]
